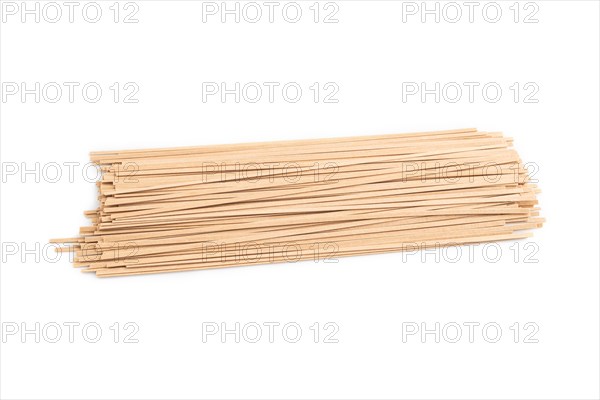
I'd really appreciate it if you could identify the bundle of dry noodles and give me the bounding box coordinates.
[51,128,543,277]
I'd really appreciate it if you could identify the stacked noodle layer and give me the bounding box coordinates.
[52,128,543,277]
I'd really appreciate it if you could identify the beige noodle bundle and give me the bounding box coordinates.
[52,128,543,277]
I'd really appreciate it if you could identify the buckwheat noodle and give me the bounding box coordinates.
[52,128,543,277]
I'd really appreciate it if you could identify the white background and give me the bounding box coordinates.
[1,1,599,399]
